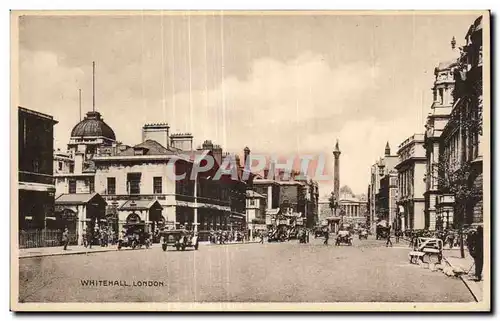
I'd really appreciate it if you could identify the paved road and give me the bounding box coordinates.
[18,237,474,303]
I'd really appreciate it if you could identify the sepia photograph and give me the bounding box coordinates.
[10,10,490,311]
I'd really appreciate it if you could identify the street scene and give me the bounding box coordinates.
[13,11,488,310]
[20,238,474,303]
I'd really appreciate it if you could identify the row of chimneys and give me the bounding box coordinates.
[143,123,169,127]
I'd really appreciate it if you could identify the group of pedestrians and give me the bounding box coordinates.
[209,229,245,244]
[82,225,116,248]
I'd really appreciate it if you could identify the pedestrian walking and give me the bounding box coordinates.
[62,227,69,250]
[446,230,455,249]
[395,230,400,243]
[259,231,264,244]
[385,232,392,247]
[82,228,88,247]
[470,226,483,282]
[323,230,329,245]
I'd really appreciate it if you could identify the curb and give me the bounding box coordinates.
[19,247,145,259]
[442,256,479,302]
[200,241,261,246]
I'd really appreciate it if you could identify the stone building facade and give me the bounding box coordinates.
[53,109,249,244]
[438,16,484,227]
[396,134,426,230]
[423,16,484,230]
[18,107,58,239]
[423,53,458,231]
[373,143,399,228]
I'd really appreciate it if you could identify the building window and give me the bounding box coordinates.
[58,161,63,171]
[250,199,255,206]
[127,173,141,194]
[69,164,74,173]
[153,177,162,194]
[439,88,444,104]
[89,178,95,193]
[107,177,116,195]
[69,179,76,194]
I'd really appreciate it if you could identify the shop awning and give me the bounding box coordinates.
[55,192,106,206]
[119,199,162,211]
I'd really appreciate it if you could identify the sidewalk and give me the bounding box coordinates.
[20,240,262,258]
[401,237,483,302]
[19,245,136,259]
[442,248,484,302]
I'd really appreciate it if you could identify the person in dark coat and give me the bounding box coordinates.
[385,227,393,247]
[323,229,329,245]
[62,227,69,250]
[470,226,483,282]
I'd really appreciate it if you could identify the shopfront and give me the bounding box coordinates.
[54,193,107,246]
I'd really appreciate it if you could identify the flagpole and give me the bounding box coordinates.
[92,61,95,112]
[79,89,82,121]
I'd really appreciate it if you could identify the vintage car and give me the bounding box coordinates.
[376,225,390,240]
[358,229,368,240]
[335,230,353,246]
[314,227,326,238]
[159,229,199,251]
[117,223,151,250]
[267,228,288,242]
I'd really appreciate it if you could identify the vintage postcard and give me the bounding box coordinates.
[10,10,490,312]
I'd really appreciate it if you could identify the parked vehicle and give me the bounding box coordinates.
[359,229,368,240]
[117,223,151,250]
[159,229,199,251]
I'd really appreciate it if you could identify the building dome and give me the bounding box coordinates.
[70,111,116,140]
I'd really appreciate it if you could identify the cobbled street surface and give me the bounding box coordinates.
[19,237,474,303]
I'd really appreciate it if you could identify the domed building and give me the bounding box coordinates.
[67,111,117,158]
[53,110,117,246]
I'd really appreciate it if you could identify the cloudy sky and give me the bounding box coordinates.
[17,12,478,195]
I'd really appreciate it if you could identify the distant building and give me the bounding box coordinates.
[252,165,319,230]
[18,107,58,238]
[372,142,399,228]
[395,134,426,230]
[246,190,266,236]
[338,187,368,228]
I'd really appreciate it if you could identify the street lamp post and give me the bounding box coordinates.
[194,174,198,233]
